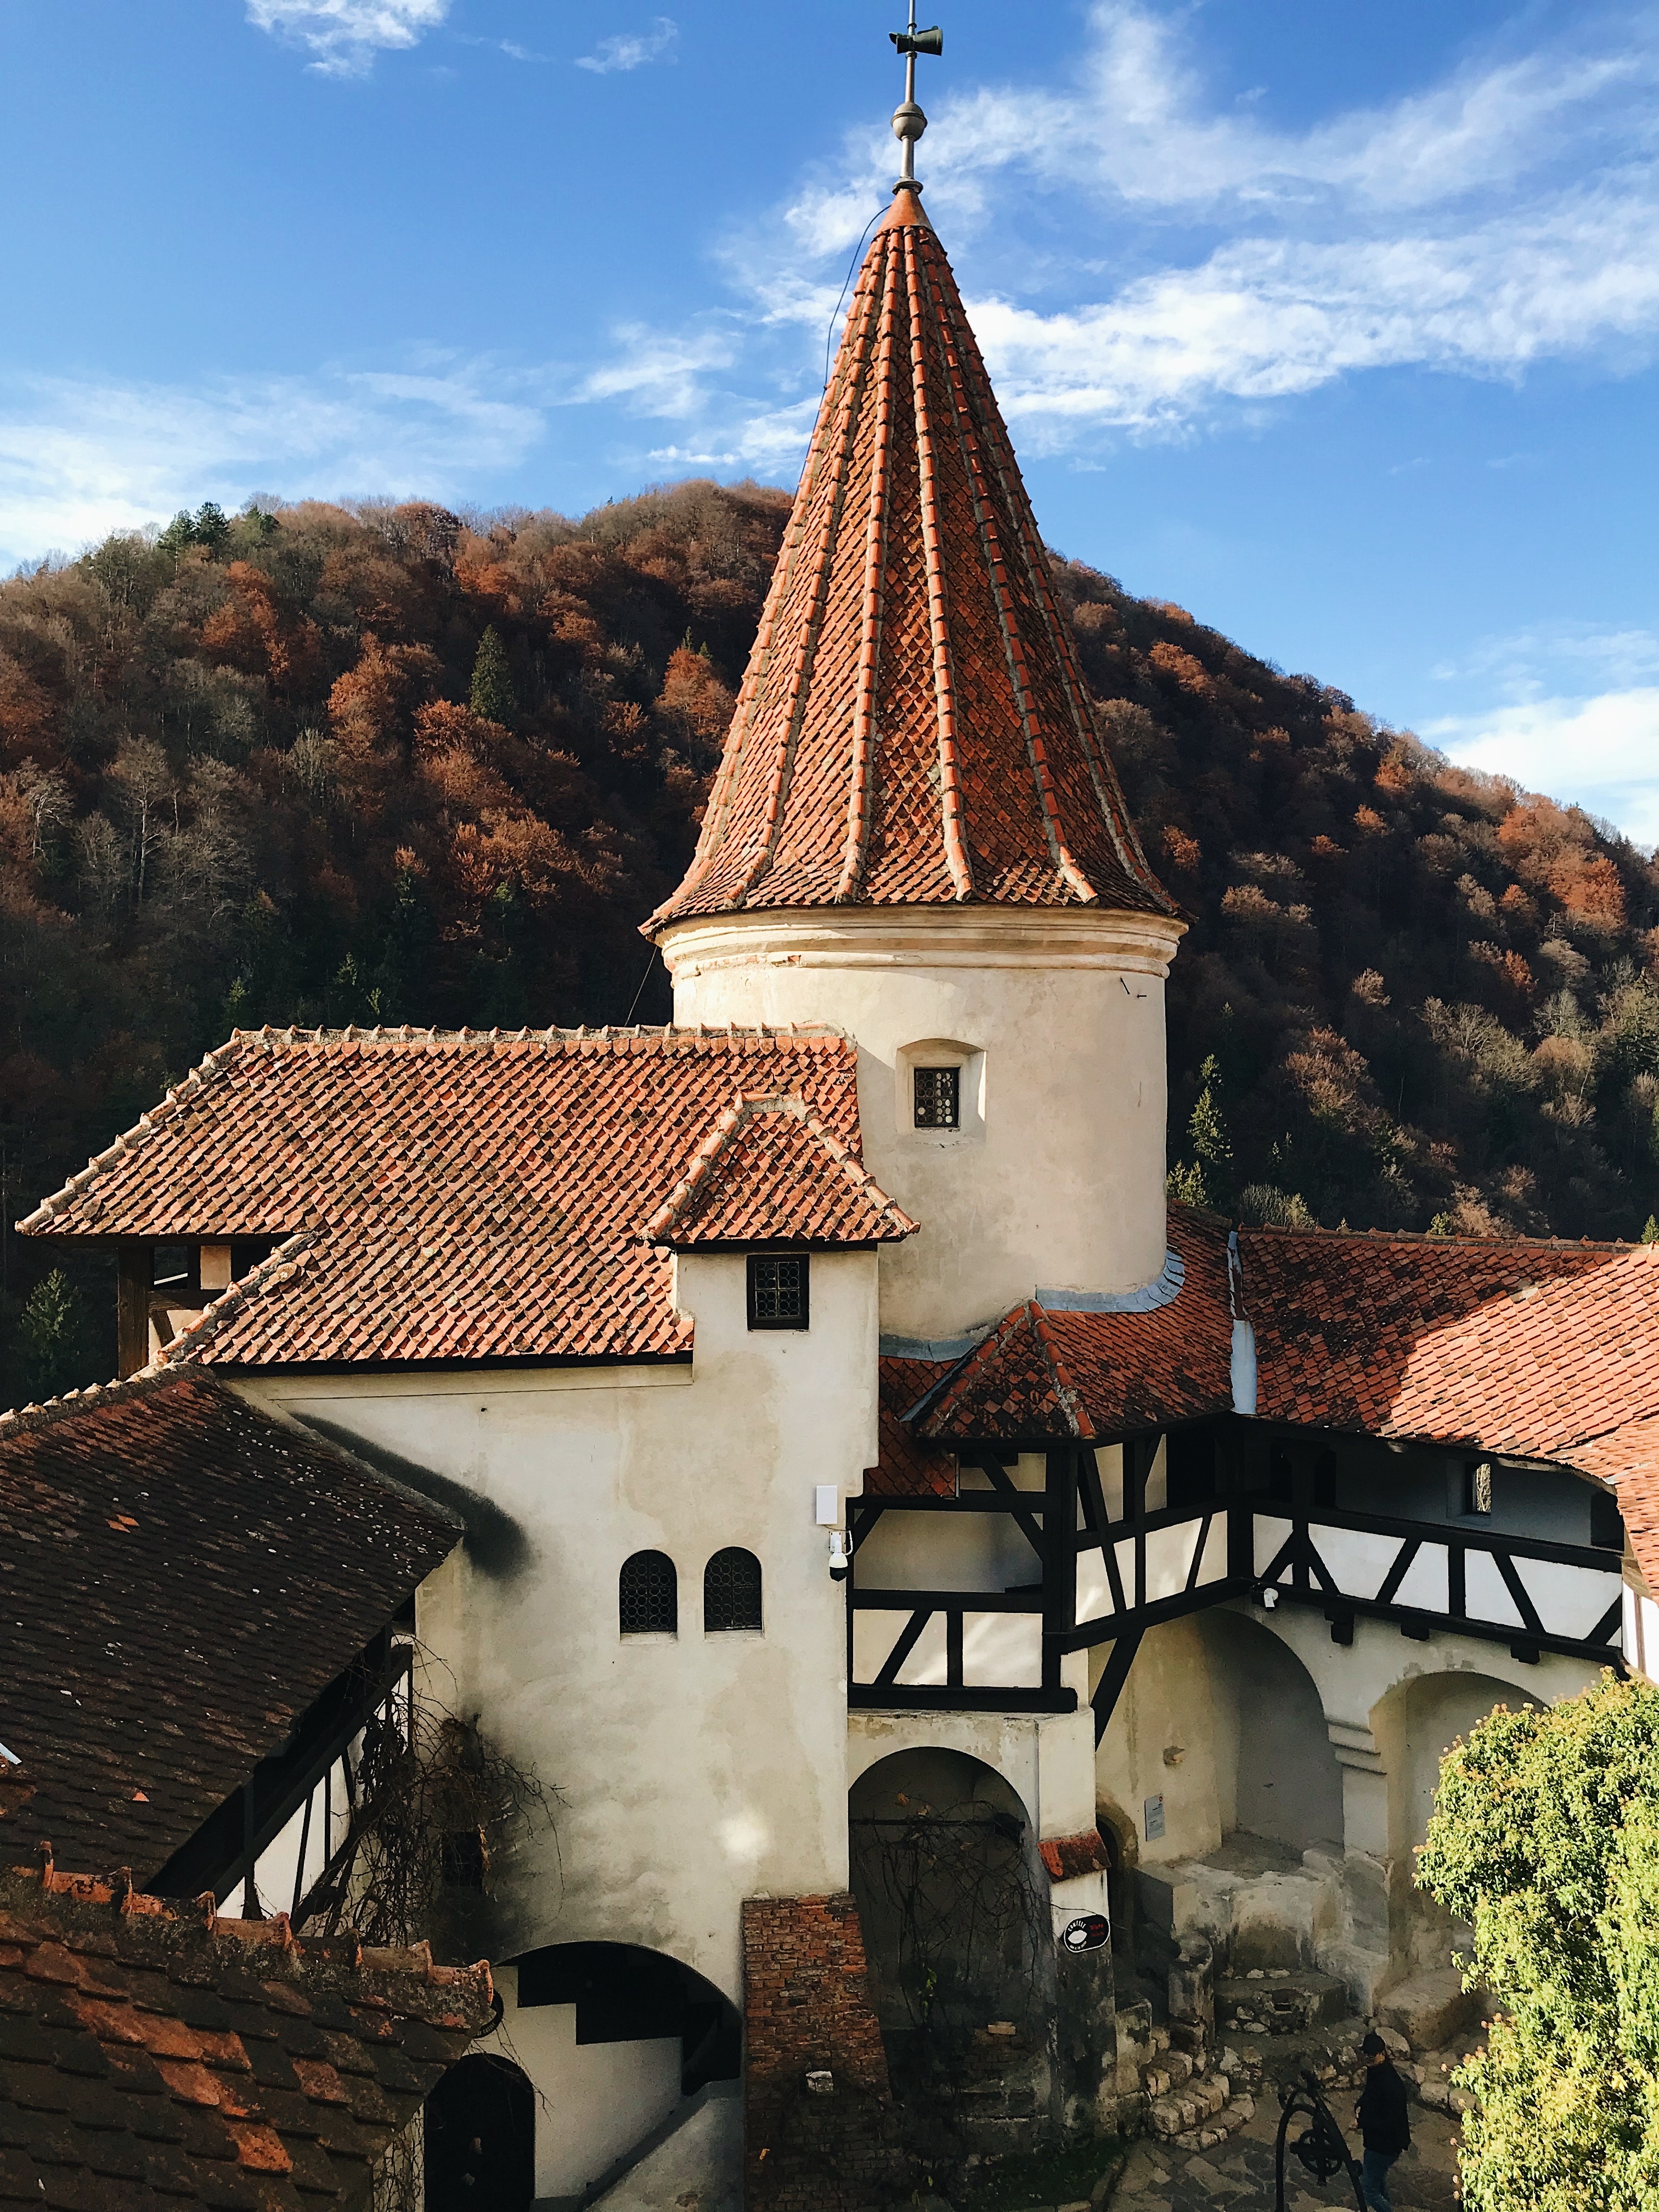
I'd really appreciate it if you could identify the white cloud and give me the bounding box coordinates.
[703,2,1659,450]
[969,177,1659,438]
[1430,689,1659,848]
[0,363,544,568]
[577,323,736,416]
[575,17,677,76]
[245,0,448,75]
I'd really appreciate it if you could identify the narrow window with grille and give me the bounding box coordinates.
[704,1547,763,1633]
[1463,1460,1494,1516]
[619,1550,678,1634]
[747,1252,809,1330]
[913,1065,960,1129]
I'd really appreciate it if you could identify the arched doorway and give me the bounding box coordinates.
[424,2051,534,2212]
[1376,1668,1547,1980]
[1197,1609,1345,1854]
[490,1941,742,2202]
[848,1747,1051,2111]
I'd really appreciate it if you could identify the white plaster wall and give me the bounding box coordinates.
[659,907,1184,1339]
[235,1246,878,2010]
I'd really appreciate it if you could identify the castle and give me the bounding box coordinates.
[8,35,1659,2212]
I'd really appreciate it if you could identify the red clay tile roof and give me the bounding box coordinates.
[1240,1225,1659,1458]
[1038,1830,1113,1882]
[867,1357,956,1497]
[0,1370,458,1883]
[646,1092,917,1248]
[649,187,1175,928]
[18,1025,879,1369]
[911,1211,1236,1443]
[0,1859,490,2210]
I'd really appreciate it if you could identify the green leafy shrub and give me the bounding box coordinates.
[1418,1672,1659,2210]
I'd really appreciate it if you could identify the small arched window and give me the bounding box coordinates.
[704,1547,763,1633]
[619,1550,677,1635]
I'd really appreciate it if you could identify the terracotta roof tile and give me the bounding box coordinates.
[0,1861,490,2211]
[912,1211,1236,1442]
[646,1091,917,1248]
[867,1357,957,1497]
[18,1026,877,1369]
[649,189,1175,928]
[1240,1226,1659,1455]
[0,1371,458,1883]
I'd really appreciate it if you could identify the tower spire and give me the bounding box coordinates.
[889,7,942,194]
[646,18,1175,933]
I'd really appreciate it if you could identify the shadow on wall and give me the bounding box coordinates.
[1197,1610,1345,1855]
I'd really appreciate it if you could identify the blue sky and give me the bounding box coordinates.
[2,1,1656,843]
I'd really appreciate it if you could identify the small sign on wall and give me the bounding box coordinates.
[1060,1912,1110,1954]
[1144,1792,1165,1841]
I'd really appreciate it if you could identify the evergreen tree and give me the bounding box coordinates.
[469,625,516,726]
[1167,1054,1233,1210]
[16,1270,92,1403]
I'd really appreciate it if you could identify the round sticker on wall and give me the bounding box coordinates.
[1060,1913,1110,1954]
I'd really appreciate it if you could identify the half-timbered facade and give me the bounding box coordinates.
[16,103,1659,2212]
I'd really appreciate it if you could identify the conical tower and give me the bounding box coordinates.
[652,58,1184,1343]
[650,183,1174,925]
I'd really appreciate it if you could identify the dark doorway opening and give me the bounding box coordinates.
[424,2051,534,2212]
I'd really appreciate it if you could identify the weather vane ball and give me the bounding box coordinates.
[888,7,943,190]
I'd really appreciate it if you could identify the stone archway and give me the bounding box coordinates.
[848,1746,1053,2130]
[1374,1669,1546,1985]
[1196,1609,1345,1856]
[485,1940,741,2203]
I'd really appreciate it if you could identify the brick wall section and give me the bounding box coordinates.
[743,1893,911,2212]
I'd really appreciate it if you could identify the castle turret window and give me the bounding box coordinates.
[747,1252,809,1330]
[619,1550,678,1635]
[704,1548,763,1633]
[913,1065,960,1129]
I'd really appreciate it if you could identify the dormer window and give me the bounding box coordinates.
[748,1252,809,1331]
[913,1066,960,1130]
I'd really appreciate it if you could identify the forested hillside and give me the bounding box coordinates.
[4,482,1657,1399]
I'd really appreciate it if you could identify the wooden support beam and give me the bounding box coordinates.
[1043,1447,1077,1694]
[1091,1628,1143,1744]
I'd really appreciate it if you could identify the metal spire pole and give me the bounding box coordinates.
[889,5,942,193]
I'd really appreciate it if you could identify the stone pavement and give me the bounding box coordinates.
[1107,2086,1461,2212]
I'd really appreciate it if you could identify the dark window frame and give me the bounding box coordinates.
[747,1251,810,1331]
[913,1064,961,1130]
[619,1549,678,1635]
[704,1547,764,1634]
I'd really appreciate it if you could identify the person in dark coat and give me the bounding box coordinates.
[1355,2030,1412,2211]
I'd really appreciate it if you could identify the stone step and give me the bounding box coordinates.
[1169,2093,1256,2155]
[1217,1970,1350,2035]
[1147,2070,1231,2139]
[1140,2050,1194,2099]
